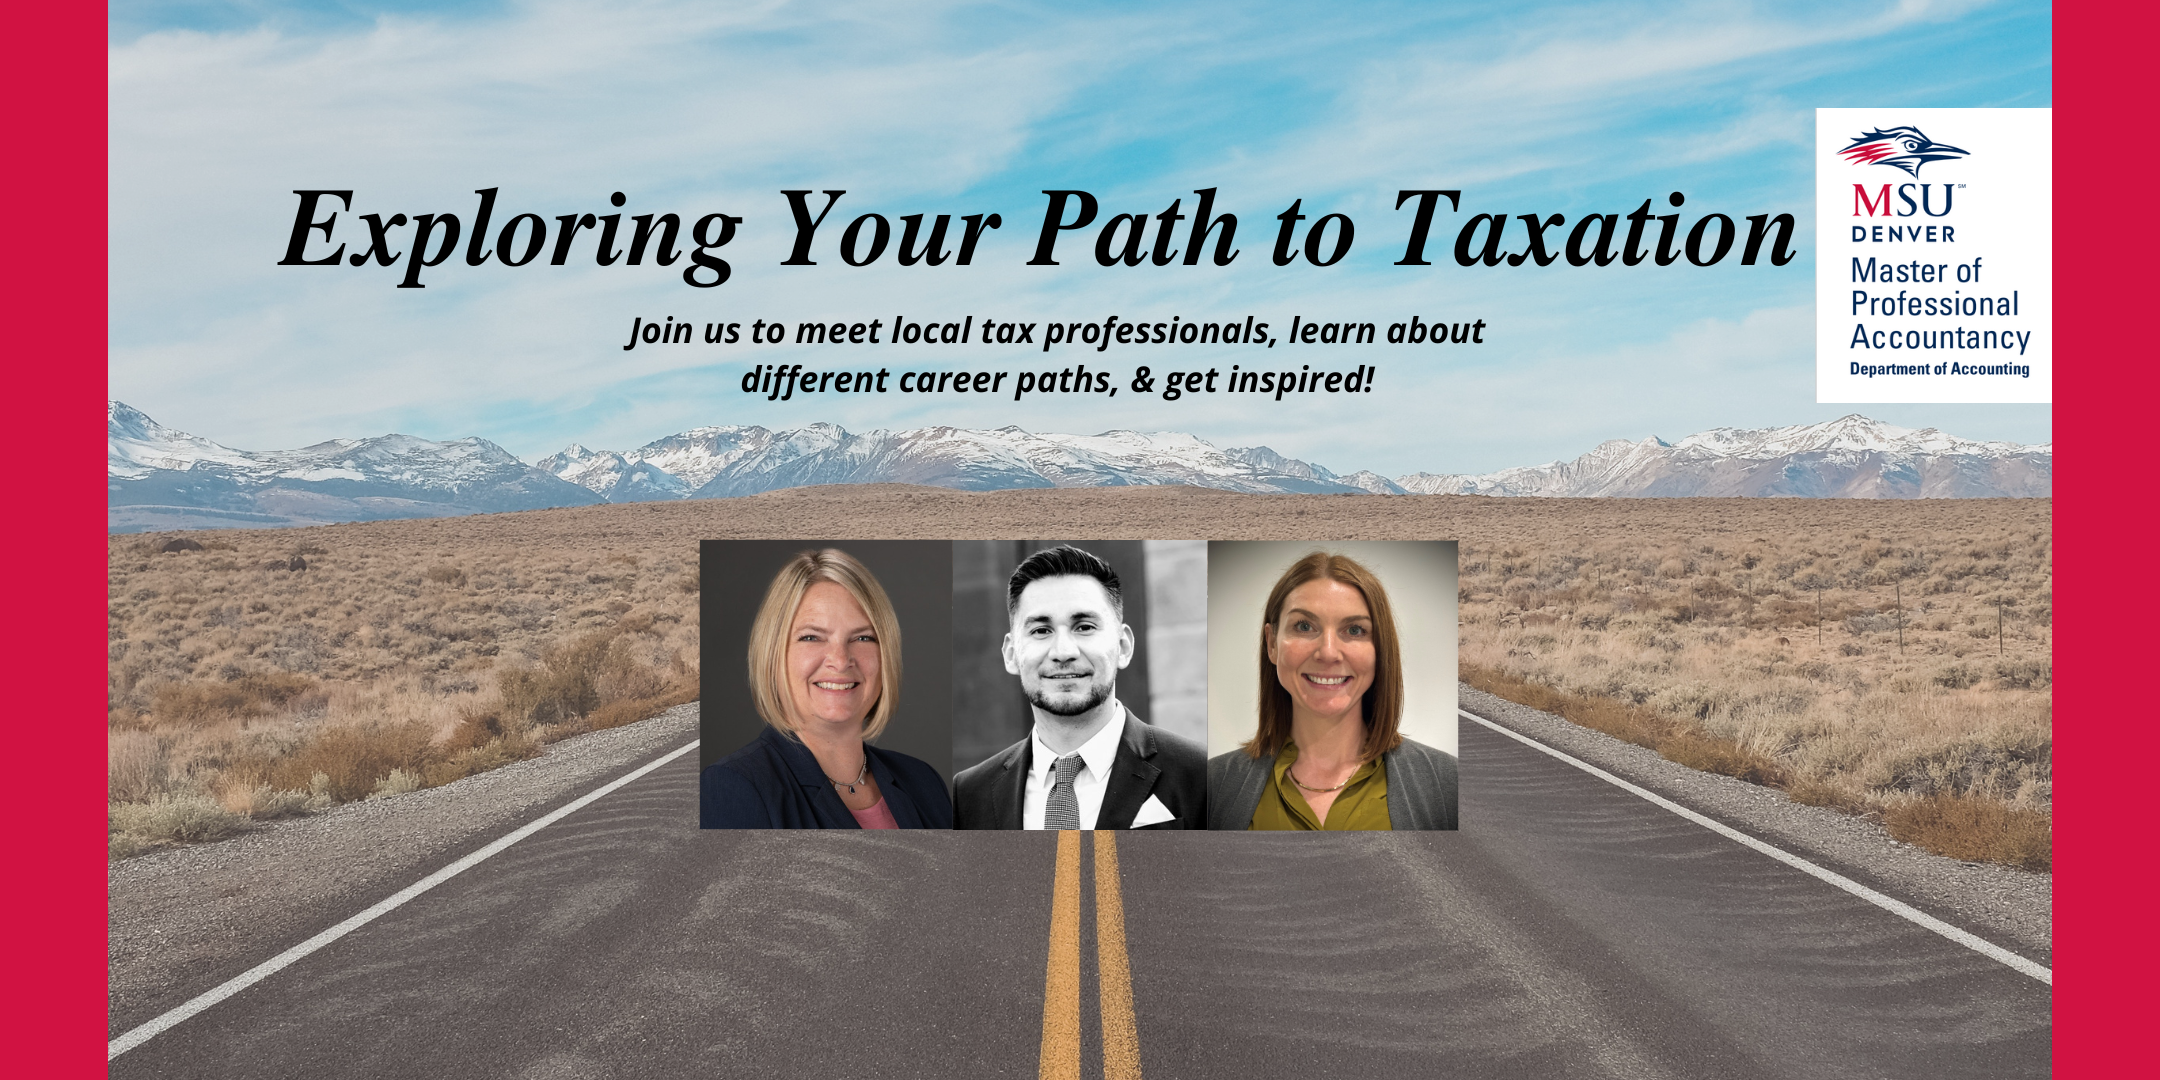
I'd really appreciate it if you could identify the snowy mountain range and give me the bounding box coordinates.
[533,424,1378,501]
[108,402,2051,532]
[1394,415,2052,498]
[108,401,599,532]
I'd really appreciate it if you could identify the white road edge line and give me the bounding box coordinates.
[108,739,703,1061]
[1460,708,2052,986]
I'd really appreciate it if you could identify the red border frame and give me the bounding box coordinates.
[2053,2,2150,1075]
[13,3,2140,1074]
[7,3,108,1074]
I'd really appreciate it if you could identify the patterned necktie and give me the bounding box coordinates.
[1043,753,1084,830]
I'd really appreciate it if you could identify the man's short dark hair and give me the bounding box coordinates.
[1007,544,1123,620]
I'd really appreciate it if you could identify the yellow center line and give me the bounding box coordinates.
[1039,831,1146,1080]
[1094,832,1143,1080]
[1039,830,1083,1080]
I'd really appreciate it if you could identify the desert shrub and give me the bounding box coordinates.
[1868,726,2049,802]
[497,630,691,729]
[1993,658,2051,689]
[1785,776,1872,816]
[109,794,248,848]
[259,721,438,802]
[1883,794,2051,871]
[587,683,699,733]
[442,706,518,753]
[498,632,615,726]
[108,730,168,801]
[1931,664,1978,690]
[239,671,318,705]
[1736,684,1817,719]
[151,683,259,726]
[150,672,318,726]
[1651,681,1740,722]
[369,768,425,799]
[422,739,534,787]
[1660,731,1789,787]
[217,782,312,820]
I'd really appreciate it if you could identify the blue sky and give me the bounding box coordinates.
[108,0,2052,476]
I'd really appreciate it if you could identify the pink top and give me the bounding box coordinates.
[849,797,899,830]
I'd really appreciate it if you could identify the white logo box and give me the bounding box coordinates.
[1815,107,2051,404]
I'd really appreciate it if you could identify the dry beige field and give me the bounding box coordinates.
[1450,497,2051,869]
[107,513,701,856]
[106,487,2050,867]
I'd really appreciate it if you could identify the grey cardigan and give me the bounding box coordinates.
[1207,737,1459,831]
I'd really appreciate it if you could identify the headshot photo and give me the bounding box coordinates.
[950,541,1208,830]
[1205,541,1459,831]
[698,541,954,829]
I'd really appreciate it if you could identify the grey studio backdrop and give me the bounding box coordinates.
[951,540,1208,774]
[1205,541,1459,758]
[699,540,953,781]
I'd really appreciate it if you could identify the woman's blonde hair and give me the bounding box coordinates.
[746,548,903,741]
[1242,551,1404,762]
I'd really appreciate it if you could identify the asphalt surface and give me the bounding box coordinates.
[110,718,2050,1079]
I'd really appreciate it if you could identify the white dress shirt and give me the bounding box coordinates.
[1022,702,1126,830]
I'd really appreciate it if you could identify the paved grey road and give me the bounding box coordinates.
[109,716,2049,1079]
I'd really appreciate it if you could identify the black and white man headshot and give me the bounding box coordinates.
[951,544,1208,830]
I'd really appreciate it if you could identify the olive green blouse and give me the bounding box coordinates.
[1247,742,1392,831]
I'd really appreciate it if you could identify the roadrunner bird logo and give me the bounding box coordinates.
[1837,127,1970,176]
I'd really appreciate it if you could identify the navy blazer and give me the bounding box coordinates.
[700,725,954,829]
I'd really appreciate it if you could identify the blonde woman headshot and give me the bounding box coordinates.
[1207,550,1458,830]
[700,548,954,829]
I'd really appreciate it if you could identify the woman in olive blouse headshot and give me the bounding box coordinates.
[1206,551,1459,830]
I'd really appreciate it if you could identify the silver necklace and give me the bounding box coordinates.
[827,758,869,794]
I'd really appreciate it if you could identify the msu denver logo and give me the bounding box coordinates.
[1837,127,1969,176]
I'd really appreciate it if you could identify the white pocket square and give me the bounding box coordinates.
[1129,794,1176,828]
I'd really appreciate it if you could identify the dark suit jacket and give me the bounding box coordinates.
[701,724,954,829]
[951,711,1207,830]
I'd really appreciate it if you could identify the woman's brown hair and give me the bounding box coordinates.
[1242,551,1404,762]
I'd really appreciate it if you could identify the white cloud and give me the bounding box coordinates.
[1245,0,1995,196]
